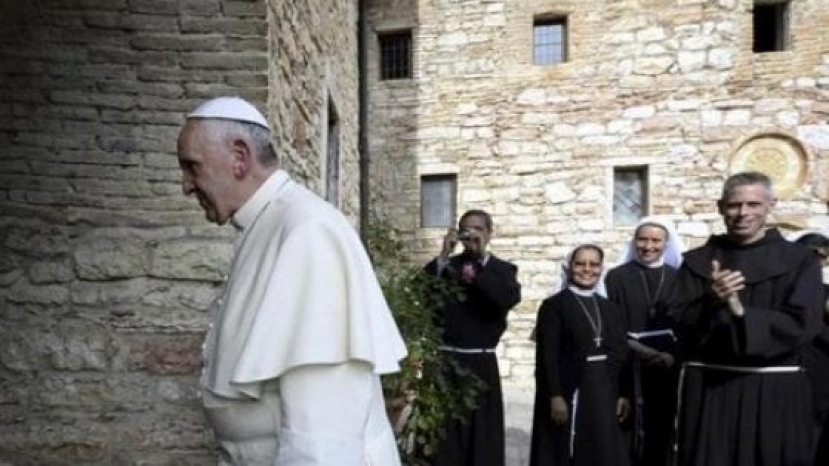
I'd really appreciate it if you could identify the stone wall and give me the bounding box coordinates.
[367,0,829,385]
[0,0,360,463]
[266,0,361,213]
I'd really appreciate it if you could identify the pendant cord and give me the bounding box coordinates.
[571,293,603,348]
[638,266,666,317]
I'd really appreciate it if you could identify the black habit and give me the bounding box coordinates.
[425,252,521,466]
[673,229,823,466]
[605,261,679,466]
[529,289,630,466]
[809,283,829,465]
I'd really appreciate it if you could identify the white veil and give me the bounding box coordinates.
[616,216,685,269]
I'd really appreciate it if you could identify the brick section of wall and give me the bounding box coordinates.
[0,1,271,463]
[367,0,829,386]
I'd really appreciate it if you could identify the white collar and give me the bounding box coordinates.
[230,170,290,231]
[635,257,664,268]
[568,285,597,297]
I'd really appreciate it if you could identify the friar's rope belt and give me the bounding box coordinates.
[672,361,804,459]
[683,361,801,373]
[438,345,496,354]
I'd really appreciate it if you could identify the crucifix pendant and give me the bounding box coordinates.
[594,336,602,348]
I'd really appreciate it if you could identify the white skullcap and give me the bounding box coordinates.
[187,96,270,130]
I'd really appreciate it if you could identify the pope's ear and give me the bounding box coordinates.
[229,138,254,178]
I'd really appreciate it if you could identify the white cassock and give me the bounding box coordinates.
[200,170,408,466]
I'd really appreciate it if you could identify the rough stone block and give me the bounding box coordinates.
[115,333,203,375]
[149,240,231,281]
[180,0,220,16]
[28,258,75,284]
[128,0,178,15]
[2,223,71,255]
[179,17,266,35]
[74,238,149,280]
[223,0,267,17]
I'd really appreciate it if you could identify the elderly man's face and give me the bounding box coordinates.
[176,120,237,225]
[718,183,776,244]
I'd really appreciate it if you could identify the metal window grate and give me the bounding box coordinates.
[421,174,456,228]
[533,18,566,65]
[379,31,412,80]
[613,167,648,226]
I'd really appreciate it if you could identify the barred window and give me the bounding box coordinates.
[613,166,649,226]
[533,17,567,65]
[379,30,412,80]
[421,174,456,228]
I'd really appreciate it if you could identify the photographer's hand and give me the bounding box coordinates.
[440,228,458,260]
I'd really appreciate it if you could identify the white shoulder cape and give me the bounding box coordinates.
[203,171,407,399]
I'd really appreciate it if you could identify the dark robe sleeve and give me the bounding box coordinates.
[424,257,443,278]
[604,268,624,308]
[602,298,631,399]
[536,300,564,398]
[742,254,824,358]
[816,285,829,351]
[470,258,522,319]
[424,256,521,319]
[671,261,732,360]
[673,238,824,363]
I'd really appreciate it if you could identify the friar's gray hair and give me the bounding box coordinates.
[720,171,774,201]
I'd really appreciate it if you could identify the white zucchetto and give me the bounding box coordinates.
[187,96,270,130]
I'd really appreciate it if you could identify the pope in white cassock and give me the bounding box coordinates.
[176,96,408,466]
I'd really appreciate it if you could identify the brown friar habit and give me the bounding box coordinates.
[673,228,823,466]
[529,289,630,466]
[425,253,521,466]
[605,261,680,466]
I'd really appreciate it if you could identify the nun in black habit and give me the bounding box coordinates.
[605,216,684,466]
[529,244,631,466]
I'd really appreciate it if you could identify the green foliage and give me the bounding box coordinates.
[365,221,484,465]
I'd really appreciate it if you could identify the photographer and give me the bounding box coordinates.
[424,209,522,466]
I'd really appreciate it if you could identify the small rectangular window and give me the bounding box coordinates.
[533,16,567,65]
[753,1,790,53]
[613,166,648,226]
[379,30,412,80]
[421,174,456,228]
[325,98,340,205]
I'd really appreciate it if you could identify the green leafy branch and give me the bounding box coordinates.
[365,221,484,465]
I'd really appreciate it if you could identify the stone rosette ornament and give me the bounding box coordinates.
[728,131,810,198]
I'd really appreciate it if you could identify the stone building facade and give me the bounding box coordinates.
[0,0,360,463]
[366,0,829,386]
[1,0,828,464]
